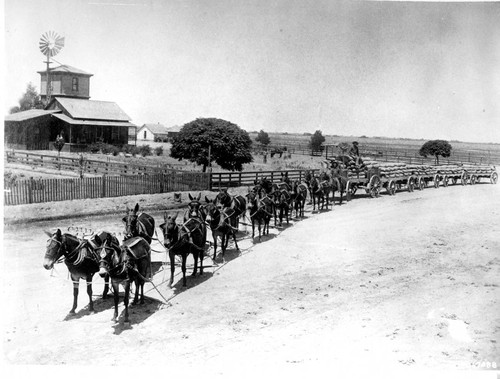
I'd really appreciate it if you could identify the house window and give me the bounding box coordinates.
[72,77,79,91]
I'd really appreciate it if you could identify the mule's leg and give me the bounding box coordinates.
[212,233,218,261]
[192,250,199,276]
[70,275,79,314]
[232,230,239,251]
[102,274,110,299]
[132,277,140,305]
[112,281,120,322]
[86,274,95,313]
[123,281,130,324]
[169,253,175,287]
[182,255,188,286]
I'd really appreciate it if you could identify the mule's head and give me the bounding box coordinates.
[187,193,203,219]
[215,189,230,208]
[203,197,220,224]
[160,212,179,249]
[98,234,117,277]
[43,229,64,270]
[122,203,140,240]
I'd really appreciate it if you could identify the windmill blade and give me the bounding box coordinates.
[39,31,65,57]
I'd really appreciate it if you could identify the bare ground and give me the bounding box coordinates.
[1,182,500,378]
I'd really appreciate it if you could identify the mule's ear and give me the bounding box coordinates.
[174,212,179,221]
[223,188,228,193]
[44,230,52,238]
[205,196,210,203]
[196,192,201,201]
[164,212,168,221]
[56,229,62,238]
[94,235,102,246]
[134,203,140,213]
[188,193,193,201]
[122,216,127,224]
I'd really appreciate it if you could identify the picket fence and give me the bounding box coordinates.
[4,172,210,206]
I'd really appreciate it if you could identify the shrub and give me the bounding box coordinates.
[154,146,164,156]
[138,144,152,157]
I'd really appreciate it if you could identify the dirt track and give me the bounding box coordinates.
[2,183,499,377]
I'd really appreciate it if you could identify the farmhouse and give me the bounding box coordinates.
[136,123,181,142]
[4,65,137,151]
[137,123,169,142]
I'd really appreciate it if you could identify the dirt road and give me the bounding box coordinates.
[2,183,499,377]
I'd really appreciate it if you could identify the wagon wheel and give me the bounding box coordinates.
[417,177,425,191]
[407,177,414,192]
[433,174,440,188]
[369,175,381,198]
[470,175,477,185]
[387,180,396,196]
[443,175,449,187]
[346,181,353,201]
[461,171,468,186]
[491,172,498,184]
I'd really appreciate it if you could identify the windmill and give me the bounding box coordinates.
[39,31,65,104]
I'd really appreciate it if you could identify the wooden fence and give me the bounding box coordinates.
[4,151,171,176]
[209,169,318,190]
[4,172,210,206]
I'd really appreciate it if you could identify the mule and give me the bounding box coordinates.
[330,175,347,205]
[214,189,247,230]
[253,176,273,194]
[275,188,291,226]
[204,197,239,261]
[43,229,118,315]
[122,203,155,244]
[310,175,330,211]
[160,211,207,287]
[291,180,308,218]
[98,234,150,323]
[247,189,273,242]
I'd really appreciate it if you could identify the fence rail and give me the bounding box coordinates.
[4,172,210,206]
[5,151,172,176]
[209,169,318,190]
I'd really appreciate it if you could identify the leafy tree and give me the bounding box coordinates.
[9,83,44,113]
[255,129,270,146]
[309,130,325,151]
[419,140,452,164]
[170,118,253,172]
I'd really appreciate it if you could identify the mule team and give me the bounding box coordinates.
[43,170,346,324]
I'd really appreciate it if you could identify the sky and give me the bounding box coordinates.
[3,0,500,143]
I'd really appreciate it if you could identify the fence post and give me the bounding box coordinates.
[239,172,242,186]
[101,175,106,197]
[28,177,33,204]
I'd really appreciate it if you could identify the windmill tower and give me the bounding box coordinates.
[39,31,65,104]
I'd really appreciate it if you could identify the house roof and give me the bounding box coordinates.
[53,113,136,128]
[4,109,60,122]
[166,125,181,132]
[37,64,93,76]
[141,123,170,134]
[51,97,131,122]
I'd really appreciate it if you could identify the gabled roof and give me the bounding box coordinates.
[4,109,60,122]
[50,97,131,122]
[37,64,93,76]
[141,123,169,134]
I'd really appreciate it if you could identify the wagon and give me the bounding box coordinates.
[379,164,432,195]
[460,164,498,185]
[345,167,383,201]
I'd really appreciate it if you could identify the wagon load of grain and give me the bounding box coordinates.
[436,164,463,175]
[461,164,496,175]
